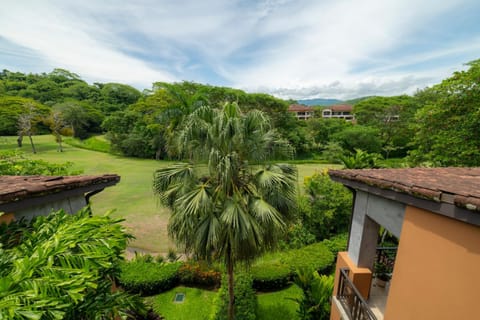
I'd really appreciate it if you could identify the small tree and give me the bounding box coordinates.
[47,110,66,152]
[17,103,38,154]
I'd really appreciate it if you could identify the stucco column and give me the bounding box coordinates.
[348,191,380,269]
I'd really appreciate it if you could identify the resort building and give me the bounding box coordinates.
[288,104,315,120]
[322,104,354,121]
[328,167,480,320]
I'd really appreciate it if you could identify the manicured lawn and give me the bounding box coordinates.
[149,286,216,320]
[0,135,340,253]
[257,284,303,320]
[148,284,302,320]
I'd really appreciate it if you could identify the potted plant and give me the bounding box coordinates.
[374,262,391,288]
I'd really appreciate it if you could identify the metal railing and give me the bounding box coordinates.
[337,268,377,320]
[374,247,397,277]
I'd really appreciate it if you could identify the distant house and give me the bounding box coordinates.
[328,167,480,320]
[288,104,315,120]
[322,104,354,121]
[0,174,120,223]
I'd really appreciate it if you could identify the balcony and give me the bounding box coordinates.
[334,247,397,320]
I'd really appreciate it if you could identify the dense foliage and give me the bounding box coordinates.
[299,172,352,241]
[210,273,257,320]
[0,150,82,175]
[292,268,334,320]
[251,242,334,291]
[0,208,144,320]
[409,59,480,166]
[119,259,182,296]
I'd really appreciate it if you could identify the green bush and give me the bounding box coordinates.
[178,261,221,288]
[250,262,292,291]
[119,260,182,296]
[251,242,334,291]
[321,233,348,258]
[210,273,257,320]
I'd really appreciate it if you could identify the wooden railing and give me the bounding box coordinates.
[337,268,377,320]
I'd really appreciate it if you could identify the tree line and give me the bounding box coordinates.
[1,59,479,166]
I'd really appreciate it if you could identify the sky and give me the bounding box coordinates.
[1,0,479,100]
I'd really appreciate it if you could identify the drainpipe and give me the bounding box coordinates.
[84,188,104,217]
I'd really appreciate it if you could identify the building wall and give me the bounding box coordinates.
[7,196,87,222]
[384,206,480,320]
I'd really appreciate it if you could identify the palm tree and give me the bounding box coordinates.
[153,103,297,320]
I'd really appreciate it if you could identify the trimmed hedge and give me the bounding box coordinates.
[119,261,182,296]
[250,262,291,291]
[210,273,257,320]
[251,242,334,291]
[321,233,348,258]
[178,261,221,289]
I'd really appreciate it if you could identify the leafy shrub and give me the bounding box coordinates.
[178,261,221,288]
[321,233,348,258]
[251,242,334,291]
[250,262,292,291]
[301,172,352,241]
[210,273,257,320]
[119,260,182,296]
[0,150,82,175]
[292,268,334,320]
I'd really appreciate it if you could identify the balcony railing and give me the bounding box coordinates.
[374,247,397,277]
[337,268,377,320]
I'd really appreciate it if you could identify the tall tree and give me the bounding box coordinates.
[153,103,297,320]
[409,59,480,166]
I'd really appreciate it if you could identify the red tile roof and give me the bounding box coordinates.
[288,104,313,112]
[0,174,120,204]
[329,104,353,112]
[329,168,480,212]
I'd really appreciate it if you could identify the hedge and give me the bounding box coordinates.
[251,242,334,291]
[210,273,257,320]
[178,261,221,289]
[119,261,182,296]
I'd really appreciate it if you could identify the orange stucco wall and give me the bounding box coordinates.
[330,251,372,320]
[384,206,480,320]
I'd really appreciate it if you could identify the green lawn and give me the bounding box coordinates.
[257,284,303,320]
[149,286,216,320]
[0,135,339,253]
[148,284,302,320]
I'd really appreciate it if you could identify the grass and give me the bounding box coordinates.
[149,286,216,320]
[148,284,302,320]
[0,135,340,253]
[256,284,302,320]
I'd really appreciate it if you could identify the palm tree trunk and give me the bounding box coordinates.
[227,254,235,320]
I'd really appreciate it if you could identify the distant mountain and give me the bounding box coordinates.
[297,96,373,106]
[297,98,342,106]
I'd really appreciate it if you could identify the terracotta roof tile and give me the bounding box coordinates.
[329,167,480,212]
[329,104,353,112]
[288,104,313,112]
[0,174,120,204]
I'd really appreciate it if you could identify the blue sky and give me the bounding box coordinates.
[1,0,479,100]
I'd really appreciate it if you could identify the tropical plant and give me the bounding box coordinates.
[339,148,382,169]
[291,268,334,320]
[153,102,297,320]
[0,208,145,320]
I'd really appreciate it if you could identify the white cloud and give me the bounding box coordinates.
[0,0,478,98]
[0,0,175,88]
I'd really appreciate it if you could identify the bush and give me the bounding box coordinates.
[251,262,292,291]
[0,150,82,175]
[251,242,334,291]
[321,233,348,258]
[178,261,221,289]
[210,273,257,320]
[119,260,182,296]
